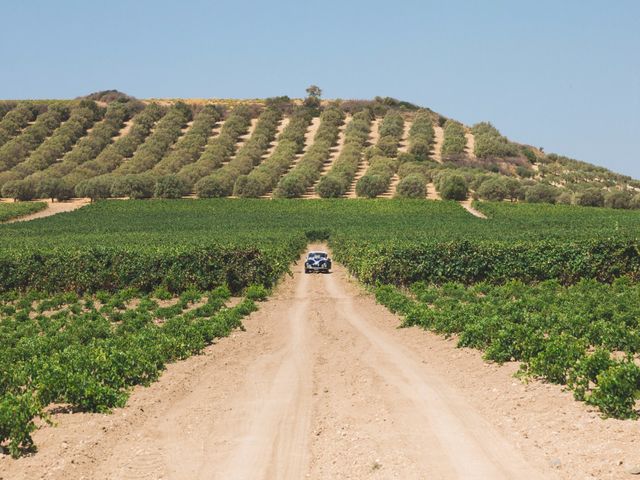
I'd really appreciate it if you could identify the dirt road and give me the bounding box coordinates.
[3,198,89,223]
[5,247,639,479]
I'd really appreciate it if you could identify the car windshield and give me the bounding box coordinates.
[308,252,327,258]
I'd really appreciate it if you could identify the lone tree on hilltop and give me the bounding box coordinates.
[304,85,322,109]
[305,85,322,99]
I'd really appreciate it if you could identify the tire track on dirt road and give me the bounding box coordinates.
[3,246,561,480]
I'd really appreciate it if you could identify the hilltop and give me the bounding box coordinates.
[0,90,637,208]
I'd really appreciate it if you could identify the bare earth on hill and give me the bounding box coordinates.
[2,246,639,479]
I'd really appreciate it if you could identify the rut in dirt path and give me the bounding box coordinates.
[6,246,556,480]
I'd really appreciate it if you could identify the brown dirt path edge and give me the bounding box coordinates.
[2,246,639,479]
[2,198,90,223]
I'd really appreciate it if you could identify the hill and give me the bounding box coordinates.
[0,91,637,208]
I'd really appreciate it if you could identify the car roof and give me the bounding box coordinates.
[308,251,328,255]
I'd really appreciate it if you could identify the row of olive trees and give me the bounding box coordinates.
[315,110,372,198]
[0,104,70,172]
[0,102,159,201]
[0,103,41,147]
[0,101,102,188]
[355,111,404,197]
[441,120,467,156]
[464,172,640,209]
[195,108,282,197]
[63,103,166,185]
[177,106,253,187]
[394,156,433,198]
[152,104,223,175]
[273,106,344,198]
[234,107,312,197]
[471,122,520,159]
[407,111,435,161]
[113,102,192,175]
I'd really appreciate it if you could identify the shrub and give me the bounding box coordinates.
[408,112,435,161]
[438,174,468,200]
[195,172,236,198]
[587,362,640,419]
[36,176,74,201]
[630,194,640,210]
[110,174,156,199]
[1,179,37,201]
[395,174,427,198]
[576,188,605,207]
[604,190,632,209]
[274,173,306,198]
[245,284,269,301]
[377,135,399,157]
[75,176,114,201]
[316,175,347,198]
[154,175,189,199]
[471,122,520,158]
[477,177,508,201]
[178,107,252,186]
[356,156,398,198]
[398,161,430,180]
[556,191,574,205]
[524,183,560,204]
[441,120,466,156]
[356,174,388,198]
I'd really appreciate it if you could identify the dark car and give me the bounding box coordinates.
[304,251,331,273]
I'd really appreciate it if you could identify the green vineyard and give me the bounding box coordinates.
[1,91,639,457]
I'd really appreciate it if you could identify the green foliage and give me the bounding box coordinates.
[471,122,520,158]
[244,284,269,301]
[1,179,37,201]
[437,173,468,200]
[153,105,222,175]
[0,103,101,188]
[0,103,39,148]
[235,108,312,198]
[0,202,46,221]
[524,183,560,204]
[0,288,258,455]
[477,177,508,201]
[441,120,467,156]
[196,108,282,197]
[317,110,372,198]
[274,107,344,198]
[154,174,189,199]
[373,279,640,418]
[75,176,114,201]
[395,174,427,198]
[115,103,192,175]
[575,187,605,207]
[0,104,70,174]
[178,106,252,187]
[587,362,640,418]
[407,111,434,161]
[110,174,156,199]
[356,156,398,198]
[604,190,633,209]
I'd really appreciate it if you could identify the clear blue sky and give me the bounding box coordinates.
[2,0,639,177]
